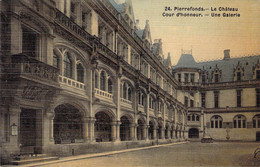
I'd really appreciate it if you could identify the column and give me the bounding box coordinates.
[90,10,98,36]
[146,92,150,141]
[142,125,147,140]
[172,129,176,139]
[46,112,55,142]
[153,127,157,139]
[130,123,136,141]
[111,121,117,141]
[167,128,171,139]
[116,121,121,142]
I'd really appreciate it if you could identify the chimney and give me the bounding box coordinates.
[224,49,230,60]
[136,19,140,29]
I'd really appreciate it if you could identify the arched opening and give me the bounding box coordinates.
[120,116,131,141]
[53,51,59,69]
[108,78,113,94]
[54,104,83,144]
[95,111,112,142]
[123,83,127,99]
[137,119,145,140]
[77,63,84,83]
[94,71,98,89]
[158,122,163,139]
[148,121,154,140]
[64,52,73,78]
[165,125,169,139]
[128,88,132,101]
[188,128,199,138]
[100,71,106,91]
[170,126,174,139]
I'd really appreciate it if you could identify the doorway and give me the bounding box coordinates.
[188,128,199,138]
[256,131,260,141]
[20,109,42,154]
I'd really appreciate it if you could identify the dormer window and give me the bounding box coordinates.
[202,75,206,83]
[214,74,219,83]
[190,73,195,83]
[237,72,241,81]
[257,70,260,80]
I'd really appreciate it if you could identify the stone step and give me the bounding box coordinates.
[11,156,59,165]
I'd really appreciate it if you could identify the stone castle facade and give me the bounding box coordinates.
[0,0,259,162]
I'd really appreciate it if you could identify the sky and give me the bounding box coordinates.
[131,0,260,65]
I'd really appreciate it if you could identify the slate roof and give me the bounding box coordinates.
[173,54,260,82]
[174,54,197,69]
[109,0,123,12]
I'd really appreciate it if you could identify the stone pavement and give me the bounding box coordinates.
[15,142,188,167]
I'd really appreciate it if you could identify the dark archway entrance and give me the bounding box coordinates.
[20,108,42,154]
[95,111,112,142]
[256,132,260,141]
[158,123,162,139]
[120,116,131,141]
[137,119,145,140]
[188,128,199,138]
[165,125,169,139]
[148,121,154,140]
[54,104,83,144]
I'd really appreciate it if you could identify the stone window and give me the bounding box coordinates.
[127,88,132,101]
[237,72,241,81]
[184,96,188,107]
[94,71,99,89]
[22,27,38,58]
[100,71,106,91]
[64,52,73,78]
[108,78,112,94]
[256,89,260,107]
[53,52,59,69]
[190,73,195,83]
[202,74,206,83]
[214,74,219,83]
[257,70,260,80]
[253,114,260,128]
[190,100,194,107]
[210,115,223,128]
[214,91,219,108]
[233,115,246,128]
[201,92,206,108]
[77,63,84,83]
[178,73,181,82]
[184,73,189,83]
[236,90,242,107]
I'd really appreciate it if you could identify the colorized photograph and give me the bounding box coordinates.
[0,0,260,166]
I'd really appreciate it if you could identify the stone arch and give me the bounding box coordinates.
[137,116,146,140]
[120,115,131,141]
[49,97,88,117]
[54,43,91,68]
[53,103,84,144]
[94,108,116,121]
[19,10,52,34]
[188,128,199,138]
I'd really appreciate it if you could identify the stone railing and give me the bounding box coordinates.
[121,98,132,105]
[58,75,86,90]
[55,9,93,45]
[8,54,59,83]
[138,104,145,112]
[95,88,113,99]
[180,82,201,87]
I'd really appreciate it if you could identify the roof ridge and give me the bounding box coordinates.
[197,54,260,63]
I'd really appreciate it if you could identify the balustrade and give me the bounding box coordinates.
[95,88,113,99]
[58,75,86,90]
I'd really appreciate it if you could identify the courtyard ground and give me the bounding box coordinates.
[19,142,260,167]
